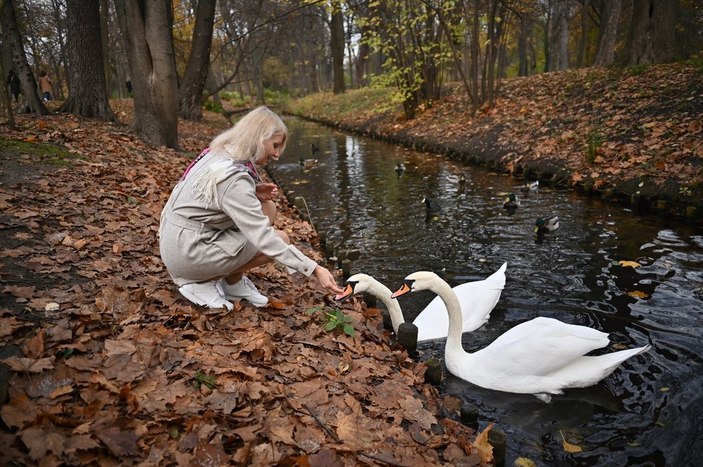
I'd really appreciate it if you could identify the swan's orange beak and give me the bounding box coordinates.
[334,284,354,302]
[391,282,412,299]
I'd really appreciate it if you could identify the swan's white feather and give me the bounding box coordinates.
[344,263,506,342]
[401,271,651,399]
[413,262,506,341]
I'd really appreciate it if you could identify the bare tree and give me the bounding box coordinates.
[58,0,115,120]
[179,0,216,121]
[114,0,179,149]
[1,0,47,115]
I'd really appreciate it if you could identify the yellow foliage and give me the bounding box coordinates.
[618,260,641,268]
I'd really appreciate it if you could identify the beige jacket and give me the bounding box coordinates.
[159,149,317,284]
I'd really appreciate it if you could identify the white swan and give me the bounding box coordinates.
[335,263,506,342]
[391,271,652,402]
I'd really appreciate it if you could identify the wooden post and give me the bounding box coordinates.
[397,323,418,354]
[488,427,506,467]
[460,402,479,430]
[424,358,443,385]
[341,259,351,278]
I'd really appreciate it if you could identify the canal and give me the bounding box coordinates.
[268,116,703,466]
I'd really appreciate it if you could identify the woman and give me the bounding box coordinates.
[159,106,342,309]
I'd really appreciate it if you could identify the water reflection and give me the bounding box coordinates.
[270,117,703,466]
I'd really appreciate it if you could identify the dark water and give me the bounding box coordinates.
[270,117,703,466]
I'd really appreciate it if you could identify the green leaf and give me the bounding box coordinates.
[343,324,355,337]
[305,305,323,315]
[324,321,337,332]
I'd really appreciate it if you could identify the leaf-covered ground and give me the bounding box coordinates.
[0,102,493,466]
[286,63,703,221]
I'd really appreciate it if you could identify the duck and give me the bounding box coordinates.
[391,271,651,402]
[520,180,539,195]
[423,196,442,213]
[310,142,319,155]
[535,215,559,235]
[299,158,318,170]
[503,193,520,210]
[334,263,507,343]
[395,162,406,175]
[446,173,467,185]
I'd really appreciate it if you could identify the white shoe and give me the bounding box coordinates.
[220,276,268,307]
[179,281,233,310]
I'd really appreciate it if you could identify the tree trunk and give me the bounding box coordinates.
[593,0,622,66]
[0,42,16,125]
[2,0,47,115]
[548,0,570,71]
[470,0,480,107]
[355,25,370,87]
[58,0,116,120]
[178,0,216,121]
[627,0,677,65]
[114,0,179,149]
[100,0,110,93]
[517,13,532,76]
[330,3,346,94]
[576,0,591,67]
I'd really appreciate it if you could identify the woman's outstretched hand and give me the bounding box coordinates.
[255,182,279,201]
[313,266,344,294]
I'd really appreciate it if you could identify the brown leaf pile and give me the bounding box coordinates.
[0,103,491,466]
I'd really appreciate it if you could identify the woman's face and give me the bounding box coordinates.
[258,133,285,166]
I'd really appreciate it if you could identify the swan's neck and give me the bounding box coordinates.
[430,278,465,352]
[368,281,404,333]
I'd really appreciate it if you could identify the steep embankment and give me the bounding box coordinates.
[285,63,703,222]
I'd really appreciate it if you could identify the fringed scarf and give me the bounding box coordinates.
[158,148,260,238]
[187,148,261,208]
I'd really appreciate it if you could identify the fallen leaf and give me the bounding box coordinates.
[1,356,55,373]
[618,260,641,268]
[560,430,583,453]
[473,422,494,464]
[627,290,650,299]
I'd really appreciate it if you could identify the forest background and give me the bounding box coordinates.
[1,0,702,465]
[2,0,702,213]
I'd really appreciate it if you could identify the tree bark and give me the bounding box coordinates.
[593,0,621,66]
[517,12,532,76]
[178,0,216,121]
[330,2,346,94]
[576,0,591,67]
[58,0,116,120]
[548,0,570,71]
[354,25,370,87]
[627,0,677,65]
[2,0,47,115]
[114,0,179,149]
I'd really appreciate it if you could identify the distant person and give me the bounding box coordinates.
[38,70,53,102]
[159,106,343,309]
[6,69,20,102]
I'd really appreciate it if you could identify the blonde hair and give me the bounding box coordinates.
[210,106,288,164]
